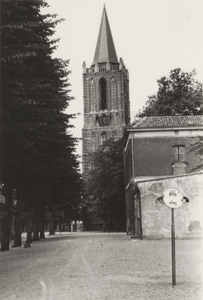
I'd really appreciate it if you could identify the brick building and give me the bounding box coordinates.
[123,115,203,238]
[82,6,130,180]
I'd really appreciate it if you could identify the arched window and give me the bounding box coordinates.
[91,132,97,151]
[99,77,107,110]
[124,81,129,125]
[92,132,96,138]
[112,131,117,141]
[101,131,107,145]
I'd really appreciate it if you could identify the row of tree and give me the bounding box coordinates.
[0,1,82,251]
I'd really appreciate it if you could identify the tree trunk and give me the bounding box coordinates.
[13,195,22,247]
[25,207,33,247]
[110,210,113,231]
[40,205,45,239]
[102,208,107,232]
[49,209,55,235]
[1,185,13,251]
[115,208,119,232]
[83,222,86,232]
[74,220,77,232]
[32,208,40,241]
[32,221,40,241]
[58,219,62,234]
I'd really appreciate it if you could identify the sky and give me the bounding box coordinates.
[41,0,203,158]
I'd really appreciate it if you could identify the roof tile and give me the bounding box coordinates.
[133,115,203,128]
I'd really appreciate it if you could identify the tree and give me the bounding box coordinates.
[137,68,203,117]
[0,0,81,250]
[84,138,126,232]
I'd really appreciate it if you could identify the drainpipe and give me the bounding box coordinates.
[131,132,135,236]
[131,132,135,181]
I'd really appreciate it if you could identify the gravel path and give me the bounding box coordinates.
[0,232,203,300]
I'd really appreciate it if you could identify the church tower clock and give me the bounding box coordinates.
[82,6,130,179]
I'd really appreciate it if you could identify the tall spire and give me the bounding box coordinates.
[91,6,118,66]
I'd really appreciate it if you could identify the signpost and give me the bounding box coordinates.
[163,188,183,286]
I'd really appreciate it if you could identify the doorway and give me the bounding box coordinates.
[132,190,142,239]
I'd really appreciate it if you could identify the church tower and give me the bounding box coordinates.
[82,6,130,178]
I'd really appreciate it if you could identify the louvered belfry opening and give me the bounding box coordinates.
[99,77,107,110]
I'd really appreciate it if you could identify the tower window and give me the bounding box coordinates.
[124,81,129,125]
[101,131,108,144]
[99,77,107,110]
[92,132,97,151]
[172,145,186,162]
[112,131,118,141]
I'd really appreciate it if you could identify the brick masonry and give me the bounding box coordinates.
[82,65,130,178]
[132,136,203,176]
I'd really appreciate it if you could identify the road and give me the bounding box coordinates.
[0,232,203,300]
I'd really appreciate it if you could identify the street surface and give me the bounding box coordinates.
[0,232,203,300]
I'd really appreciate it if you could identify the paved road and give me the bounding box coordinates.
[0,232,203,300]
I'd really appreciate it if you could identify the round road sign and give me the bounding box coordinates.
[163,189,183,209]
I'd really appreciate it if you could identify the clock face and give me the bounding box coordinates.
[163,189,183,209]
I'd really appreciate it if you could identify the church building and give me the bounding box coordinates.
[82,6,130,179]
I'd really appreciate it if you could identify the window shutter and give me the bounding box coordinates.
[172,146,179,161]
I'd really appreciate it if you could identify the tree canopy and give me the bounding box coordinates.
[84,138,126,231]
[136,68,203,118]
[0,0,82,250]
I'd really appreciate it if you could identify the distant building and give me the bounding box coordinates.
[82,6,130,180]
[123,115,203,238]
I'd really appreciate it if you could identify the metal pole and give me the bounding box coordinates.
[171,208,176,286]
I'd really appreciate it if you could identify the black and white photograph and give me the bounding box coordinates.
[1,0,203,299]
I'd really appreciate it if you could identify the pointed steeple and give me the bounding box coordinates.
[91,6,118,67]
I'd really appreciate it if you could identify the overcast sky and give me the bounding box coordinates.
[42,0,203,156]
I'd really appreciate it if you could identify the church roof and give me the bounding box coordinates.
[132,115,203,129]
[92,6,118,66]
